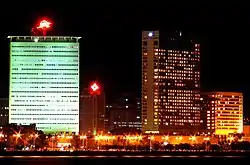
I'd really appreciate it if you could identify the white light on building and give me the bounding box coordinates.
[148,32,153,37]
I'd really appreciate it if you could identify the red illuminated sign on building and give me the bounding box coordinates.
[90,82,100,95]
[36,19,52,36]
[37,20,52,29]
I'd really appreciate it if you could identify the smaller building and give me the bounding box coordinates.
[107,94,141,134]
[0,98,8,126]
[244,117,250,124]
[79,87,105,135]
[201,92,243,136]
[243,125,250,137]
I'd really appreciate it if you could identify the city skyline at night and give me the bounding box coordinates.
[1,7,250,156]
[0,7,249,117]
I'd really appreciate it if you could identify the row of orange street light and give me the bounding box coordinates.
[0,133,87,140]
[0,133,218,145]
[2,132,239,149]
[92,135,211,141]
[0,133,212,141]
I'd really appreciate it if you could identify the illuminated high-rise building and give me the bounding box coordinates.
[201,92,243,136]
[8,36,81,134]
[142,31,201,134]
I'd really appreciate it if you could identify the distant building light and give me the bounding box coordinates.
[125,99,128,101]
[126,106,128,108]
[148,32,153,37]
[136,116,140,119]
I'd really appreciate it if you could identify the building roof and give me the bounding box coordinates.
[7,36,81,42]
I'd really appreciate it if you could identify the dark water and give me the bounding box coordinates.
[0,156,248,164]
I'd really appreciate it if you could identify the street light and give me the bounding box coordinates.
[189,136,196,141]
[51,136,55,150]
[162,136,169,142]
[148,136,154,151]
[31,134,39,147]
[0,133,4,151]
[13,133,21,138]
[203,137,210,150]
[138,135,142,140]
[80,135,87,149]
[94,135,100,150]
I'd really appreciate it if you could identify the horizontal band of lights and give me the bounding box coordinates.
[9,41,79,133]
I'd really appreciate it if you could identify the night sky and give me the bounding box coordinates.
[0,6,249,116]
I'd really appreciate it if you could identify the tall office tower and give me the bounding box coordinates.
[142,31,201,134]
[201,92,243,136]
[8,36,80,134]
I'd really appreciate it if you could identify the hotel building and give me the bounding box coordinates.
[201,92,243,135]
[8,36,80,134]
[142,31,201,134]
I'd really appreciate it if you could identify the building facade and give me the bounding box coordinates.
[8,36,80,134]
[0,98,9,126]
[79,88,105,135]
[201,92,243,135]
[244,117,250,124]
[243,125,250,137]
[142,31,201,134]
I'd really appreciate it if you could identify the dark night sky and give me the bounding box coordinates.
[0,6,249,116]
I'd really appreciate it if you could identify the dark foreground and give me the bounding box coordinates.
[0,156,248,165]
[0,151,249,164]
[0,150,250,156]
